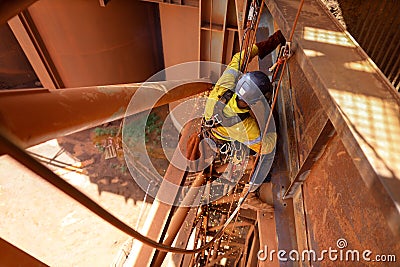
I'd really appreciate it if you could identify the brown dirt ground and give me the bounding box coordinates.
[0,108,173,266]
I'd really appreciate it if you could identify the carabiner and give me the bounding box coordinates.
[220,142,231,155]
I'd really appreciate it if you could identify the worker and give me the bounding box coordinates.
[202,30,286,194]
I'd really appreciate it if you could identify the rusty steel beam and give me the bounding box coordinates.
[271,93,300,267]
[257,211,279,267]
[266,0,400,235]
[152,173,207,267]
[0,80,211,148]
[0,0,38,25]
[161,207,198,266]
[283,120,335,199]
[123,117,200,267]
[240,224,254,267]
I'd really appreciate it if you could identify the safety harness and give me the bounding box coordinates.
[201,88,251,185]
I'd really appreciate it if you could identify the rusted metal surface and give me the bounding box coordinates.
[153,173,207,266]
[123,111,203,267]
[123,144,188,266]
[270,152,299,267]
[0,23,38,89]
[0,0,37,25]
[1,1,398,266]
[275,54,300,179]
[333,0,400,91]
[199,0,241,77]
[257,211,279,267]
[268,48,305,267]
[158,3,199,70]
[141,0,199,8]
[303,134,400,266]
[266,0,400,236]
[286,60,329,169]
[262,2,400,267]
[291,188,309,267]
[234,0,246,40]
[8,11,63,89]
[0,238,48,267]
[273,62,312,267]
[0,80,211,148]
[26,0,164,88]
[284,119,335,199]
[161,207,198,266]
[270,77,301,266]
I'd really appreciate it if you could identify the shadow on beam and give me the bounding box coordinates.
[0,237,48,267]
[0,0,38,25]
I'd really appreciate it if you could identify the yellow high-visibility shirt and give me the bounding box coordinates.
[204,45,276,154]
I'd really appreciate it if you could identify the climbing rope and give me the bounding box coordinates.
[239,0,263,73]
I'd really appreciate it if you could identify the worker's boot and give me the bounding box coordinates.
[256,30,286,59]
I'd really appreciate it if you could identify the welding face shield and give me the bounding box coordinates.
[235,71,273,105]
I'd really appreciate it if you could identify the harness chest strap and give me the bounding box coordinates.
[206,89,250,128]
